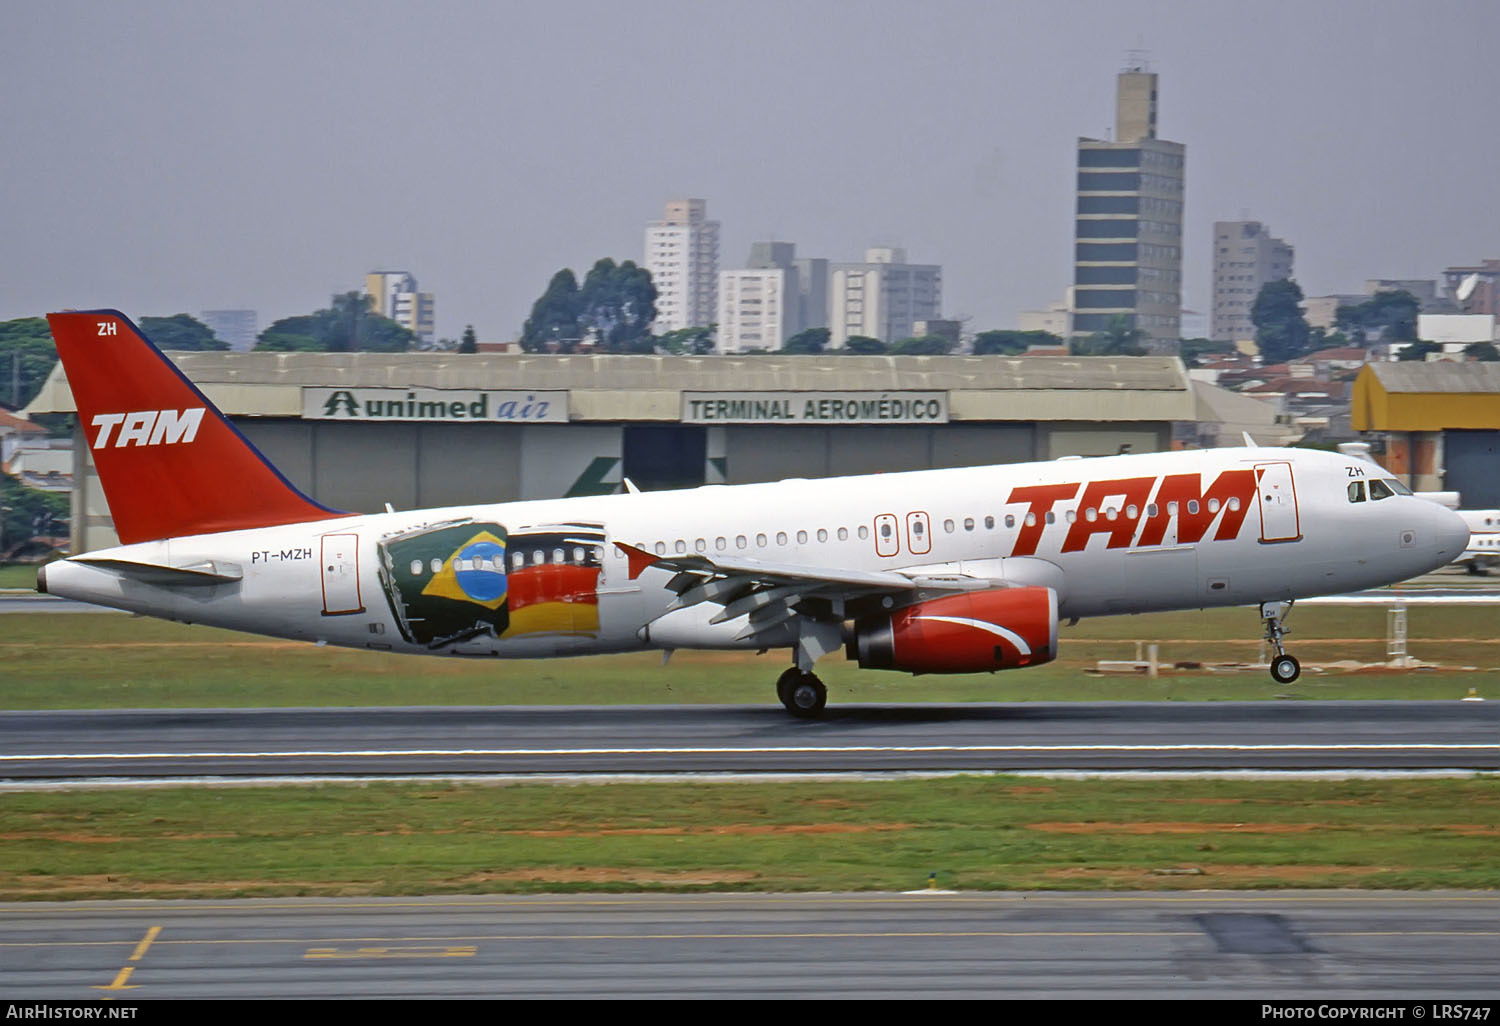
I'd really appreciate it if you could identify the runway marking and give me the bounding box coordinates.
[129,924,161,961]
[5,742,1498,763]
[305,945,476,959]
[91,966,138,991]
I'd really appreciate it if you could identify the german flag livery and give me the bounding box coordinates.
[377,520,606,649]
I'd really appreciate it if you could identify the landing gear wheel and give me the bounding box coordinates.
[1259,600,1301,686]
[778,671,827,718]
[775,667,801,707]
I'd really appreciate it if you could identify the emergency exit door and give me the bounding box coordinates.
[321,533,365,615]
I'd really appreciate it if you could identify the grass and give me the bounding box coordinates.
[3,776,1498,900]
[2,606,1498,709]
[0,564,41,589]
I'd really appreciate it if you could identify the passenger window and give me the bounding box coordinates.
[963,518,974,531]
[695,538,706,552]
[572,547,585,562]
[817,529,828,542]
[1085,507,1098,522]
[1005,514,1016,528]
[984,516,995,529]
[796,530,808,544]
[430,557,443,573]
[837,527,849,541]
[943,519,955,533]
[1167,501,1179,516]
[1186,500,1200,515]
[654,541,666,555]
[715,537,727,550]
[857,525,869,540]
[1348,481,1366,503]
[1126,504,1138,519]
[1207,498,1220,514]
[1147,503,1158,517]
[552,548,564,563]
[1065,509,1077,524]
[1369,479,1394,501]
[1228,497,1240,512]
[1024,512,1037,527]
[776,532,788,546]
[409,559,423,576]
[1045,511,1056,524]
[736,535,747,549]
[881,523,893,537]
[513,553,525,569]
[756,533,768,547]
[675,540,687,554]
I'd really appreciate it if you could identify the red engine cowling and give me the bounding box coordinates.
[847,587,1058,674]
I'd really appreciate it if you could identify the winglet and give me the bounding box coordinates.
[614,541,660,580]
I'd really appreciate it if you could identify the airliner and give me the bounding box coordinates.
[37,310,1470,716]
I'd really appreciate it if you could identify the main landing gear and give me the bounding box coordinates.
[1260,600,1301,684]
[776,666,827,718]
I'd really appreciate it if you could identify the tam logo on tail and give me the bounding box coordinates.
[90,408,205,449]
[47,309,347,543]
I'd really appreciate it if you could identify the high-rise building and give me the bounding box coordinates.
[645,199,720,333]
[1211,222,1293,342]
[830,247,942,347]
[200,309,258,351]
[794,257,830,331]
[364,271,436,346]
[1071,62,1185,353]
[718,242,801,353]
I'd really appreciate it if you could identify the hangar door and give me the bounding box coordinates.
[1445,430,1500,508]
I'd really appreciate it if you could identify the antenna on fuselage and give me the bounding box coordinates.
[623,478,641,494]
[1241,432,1259,448]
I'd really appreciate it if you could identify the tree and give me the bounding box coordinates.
[0,318,58,411]
[520,261,659,353]
[138,314,227,351]
[520,269,582,352]
[0,472,68,553]
[1251,279,1310,364]
[781,327,830,354]
[1396,340,1439,362]
[972,329,1062,356]
[842,335,887,354]
[458,325,478,354]
[1071,314,1147,356]
[254,295,413,353]
[655,325,715,355]
[1337,290,1419,346]
[578,258,657,352]
[1464,341,1500,362]
[889,335,954,355]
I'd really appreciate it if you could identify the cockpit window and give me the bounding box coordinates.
[1386,478,1412,496]
[1368,479,1395,501]
[1347,481,1366,503]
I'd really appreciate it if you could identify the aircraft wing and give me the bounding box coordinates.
[614,542,983,643]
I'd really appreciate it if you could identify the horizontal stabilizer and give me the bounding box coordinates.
[71,557,244,587]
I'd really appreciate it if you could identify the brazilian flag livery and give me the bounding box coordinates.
[378,520,606,648]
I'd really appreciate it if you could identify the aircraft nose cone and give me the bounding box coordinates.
[1435,505,1471,556]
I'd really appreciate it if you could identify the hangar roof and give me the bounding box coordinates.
[25,352,1196,423]
[1352,362,1500,431]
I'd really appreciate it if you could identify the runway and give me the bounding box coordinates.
[3,891,1498,999]
[3,701,1497,781]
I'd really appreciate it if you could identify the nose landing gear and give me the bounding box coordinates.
[776,666,827,718]
[1261,600,1301,684]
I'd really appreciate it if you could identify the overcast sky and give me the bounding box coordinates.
[5,0,1498,341]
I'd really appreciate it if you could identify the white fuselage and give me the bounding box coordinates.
[43,446,1467,663]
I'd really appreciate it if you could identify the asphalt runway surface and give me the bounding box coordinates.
[3,701,1497,781]
[3,891,1499,999]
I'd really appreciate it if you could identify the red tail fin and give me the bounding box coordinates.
[47,309,346,544]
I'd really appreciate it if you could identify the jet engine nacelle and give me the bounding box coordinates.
[846,586,1058,674]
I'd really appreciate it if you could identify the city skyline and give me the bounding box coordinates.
[4,0,1498,343]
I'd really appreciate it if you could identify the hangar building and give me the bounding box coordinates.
[1352,362,1500,507]
[26,353,1196,552]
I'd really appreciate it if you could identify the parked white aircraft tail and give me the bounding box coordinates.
[39,310,1470,715]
